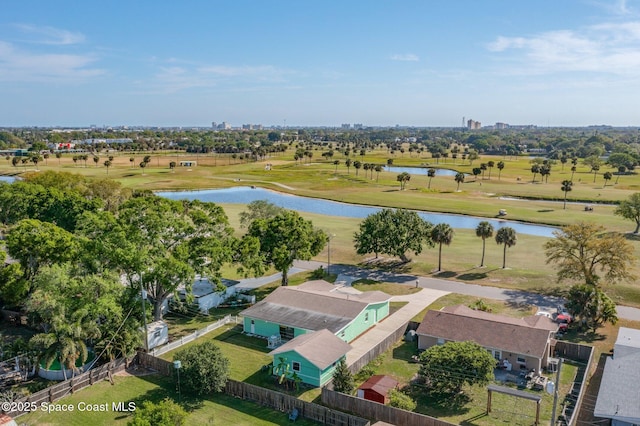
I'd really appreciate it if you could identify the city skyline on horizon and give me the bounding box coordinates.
[2,1,640,128]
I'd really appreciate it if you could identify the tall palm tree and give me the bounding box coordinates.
[603,172,612,187]
[497,161,505,180]
[431,223,454,271]
[427,168,436,189]
[345,158,352,174]
[454,172,465,191]
[561,180,572,209]
[495,227,517,269]
[475,221,494,267]
[487,161,495,179]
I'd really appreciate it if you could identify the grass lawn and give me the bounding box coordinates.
[158,323,322,403]
[410,292,538,322]
[352,279,422,296]
[18,374,319,426]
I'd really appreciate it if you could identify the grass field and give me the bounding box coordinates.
[17,373,319,426]
[9,150,637,306]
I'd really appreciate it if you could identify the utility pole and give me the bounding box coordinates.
[139,272,149,352]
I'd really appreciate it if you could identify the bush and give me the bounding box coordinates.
[388,389,417,411]
[174,341,230,395]
[128,398,187,426]
[332,358,354,394]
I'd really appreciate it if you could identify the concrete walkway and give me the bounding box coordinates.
[293,260,640,322]
[345,288,449,367]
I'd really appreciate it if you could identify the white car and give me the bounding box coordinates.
[535,310,552,319]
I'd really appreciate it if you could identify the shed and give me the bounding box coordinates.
[145,320,169,350]
[356,375,399,404]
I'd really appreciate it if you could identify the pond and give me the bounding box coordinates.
[385,166,461,176]
[0,176,16,183]
[157,187,557,237]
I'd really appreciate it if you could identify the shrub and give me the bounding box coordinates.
[388,389,417,411]
[128,398,187,426]
[174,341,230,395]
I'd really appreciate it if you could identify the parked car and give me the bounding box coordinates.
[535,310,552,319]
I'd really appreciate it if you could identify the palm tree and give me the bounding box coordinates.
[616,166,625,184]
[497,161,505,180]
[427,168,436,189]
[571,165,577,181]
[480,163,487,180]
[375,165,382,181]
[354,160,362,176]
[104,160,112,174]
[603,171,612,187]
[139,161,147,175]
[93,156,100,167]
[561,180,572,209]
[475,221,494,267]
[531,164,540,182]
[31,317,99,380]
[591,164,600,183]
[454,172,465,191]
[495,227,517,269]
[333,159,340,174]
[345,158,352,174]
[431,223,454,271]
[396,172,410,190]
[56,152,62,165]
[487,161,494,179]
[129,157,135,169]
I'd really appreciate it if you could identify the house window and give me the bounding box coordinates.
[279,326,294,340]
[154,330,161,338]
[492,350,501,361]
[365,312,369,322]
[292,362,300,372]
[517,356,526,364]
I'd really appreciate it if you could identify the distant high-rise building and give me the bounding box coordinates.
[495,122,509,129]
[212,122,217,128]
[467,119,481,130]
[341,123,351,129]
[353,123,363,129]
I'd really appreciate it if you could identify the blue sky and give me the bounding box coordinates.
[1,0,640,127]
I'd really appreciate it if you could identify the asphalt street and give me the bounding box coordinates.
[291,260,640,322]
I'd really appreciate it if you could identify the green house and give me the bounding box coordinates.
[240,280,391,343]
[269,329,351,387]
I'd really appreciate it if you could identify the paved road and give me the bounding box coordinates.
[293,260,640,322]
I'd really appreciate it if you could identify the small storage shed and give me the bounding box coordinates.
[146,320,169,350]
[356,375,399,404]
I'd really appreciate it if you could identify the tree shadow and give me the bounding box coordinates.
[457,272,488,281]
[623,233,640,241]
[433,271,457,279]
[537,209,555,213]
[460,412,488,426]
[357,258,413,274]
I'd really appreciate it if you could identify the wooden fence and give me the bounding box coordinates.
[322,388,456,426]
[226,380,369,426]
[149,314,237,357]
[3,357,129,418]
[554,340,593,362]
[137,350,369,426]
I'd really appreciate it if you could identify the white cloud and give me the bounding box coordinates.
[13,24,85,45]
[147,63,294,93]
[0,40,103,82]
[486,20,640,76]
[390,53,419,62]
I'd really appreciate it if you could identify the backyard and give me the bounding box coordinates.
[17,373,320,426]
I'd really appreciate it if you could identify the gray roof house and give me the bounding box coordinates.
[594,327,640,425]
[416,305,558,373]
